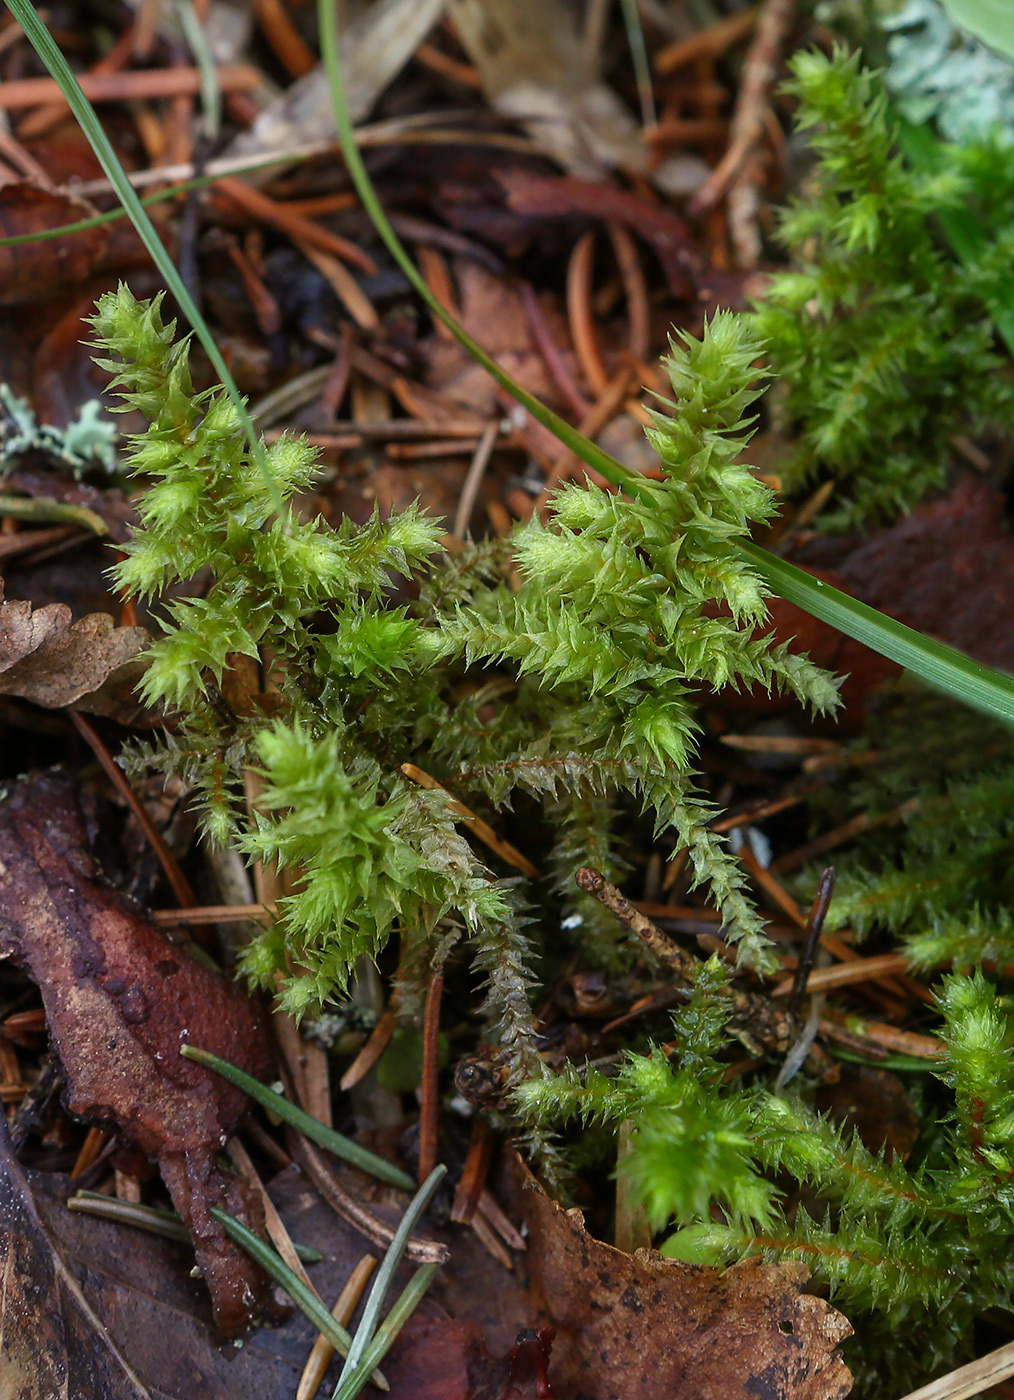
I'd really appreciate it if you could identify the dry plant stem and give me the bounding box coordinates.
[214,177,378,275]
[450,1117,493,1225]
[615,1119,652,1254]
[519,280,591,419]
[68,711,197,910]
[229,1137,320,1299]
[340,1007,398,1091]
[296,1255,378,1400]
[690,0,795,218]
[0,64,261,110]
[241,1111,292,1168]
[738,845,919,1002]
[321,325,356,420]
[417,968,444,1185]
[895,1338,1014,1400]
[787,866,835,1015]
[414,41,481,88]
[151,902,274,926]
[655,3,760,74]
[400,763,540,878]
[288,1133,449,1266]
[567,230,609,396]
[70,1125,108,1180]
[417,243,459,342]
[576,867,832,1072]
[452,421,499,540]
[710,793,806,833]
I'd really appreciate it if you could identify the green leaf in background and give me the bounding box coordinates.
[942,0,1014,58]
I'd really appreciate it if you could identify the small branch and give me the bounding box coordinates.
[689,0,795,219]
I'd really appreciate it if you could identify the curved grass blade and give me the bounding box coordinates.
[741,542,1014,727]
[5,0,282,513]
[180,1043,415,1190]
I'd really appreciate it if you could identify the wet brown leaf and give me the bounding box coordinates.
[0,771,275,1336]
[2,1162,395,1400]
[0,1112,153,1400]
[0,181,109,307]
[0,576,150,715]
[518,1161,853,1400]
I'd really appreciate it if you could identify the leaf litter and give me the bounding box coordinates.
[8,0,1014,1396]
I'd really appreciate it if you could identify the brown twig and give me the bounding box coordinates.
[774,953,916,999]
[0,65,261,110]
[689,0,795,219]
[400,763,540,878]
[770,798,921,875]
[567,230,609,396]
[607,222,650,365]
[340,1006,398,1091]
[417,243,459,342]
[253,0,317,79]
[452,421,500,540]
[787,866,836,1015]
[69,711,197,909]
[297,240,379,330]
[418,968,445,1185]
[655,4,761,74]
[576,866,833,1074]
[229,1137,320,1298]
[151,902,274,926]
[214,177,378,275]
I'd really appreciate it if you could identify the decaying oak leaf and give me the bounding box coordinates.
[518,1160,853,1400]
[0,770,274,1337]
[0,576,149,716]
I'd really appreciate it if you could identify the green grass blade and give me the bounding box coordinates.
[741,542,1014,725]
[180,1044,415,1190]
[336,1166,446,1385]
[175,0,221,140]
[6,0,282,513]
[210,1207,388,1389]
[331,1264,438,1400]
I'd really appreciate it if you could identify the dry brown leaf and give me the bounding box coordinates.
[517,1158,853,1400]
[0,576,149,714]
[0,180,109,306]
[0,771,275,1337]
